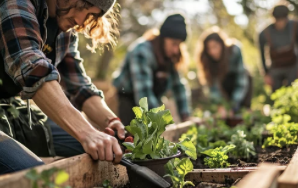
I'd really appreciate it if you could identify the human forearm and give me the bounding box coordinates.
[33,81,123,162]
[82,96,125,139]
[82,96,117,130]
[32,81,95,141]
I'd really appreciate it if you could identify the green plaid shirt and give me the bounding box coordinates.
[113,38,191,119]
[209,44,248,108]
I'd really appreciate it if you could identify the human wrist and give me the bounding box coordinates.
[61,107,95,141]
[108,117,121,126]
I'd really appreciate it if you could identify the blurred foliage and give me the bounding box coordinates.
[270,80,298,123]
[263,114,298,148]
[77,0,297,113]
[26,168,70,188]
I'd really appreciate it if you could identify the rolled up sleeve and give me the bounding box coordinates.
[0,0,60,99]
[57,33,104,111]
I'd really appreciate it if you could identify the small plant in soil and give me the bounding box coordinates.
[263,115,298,148]
[100,180,112,188]
[270,80,298,123]
[164,158,194,188]
[123,98,197,160]
[201,145,235,168]
[180,125,209,154]
[228,130,256,159]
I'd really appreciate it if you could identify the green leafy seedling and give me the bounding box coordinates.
[201,145,235,168]
[26,168,71,188]
[123,97,197,160]
[164,158,194,188]
[228,130,256,159]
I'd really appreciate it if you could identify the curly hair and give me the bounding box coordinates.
[56,0,120,53]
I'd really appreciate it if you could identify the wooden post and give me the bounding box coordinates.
[236,163,281,188]
[278,148,298,188]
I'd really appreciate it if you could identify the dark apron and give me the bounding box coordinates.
[0,0,59,156]
[221,70,252,108]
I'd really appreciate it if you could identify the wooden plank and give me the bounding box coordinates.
[0,154,129,188]
[278,147,298,188]
[40,157,64,165]
[236,163,281,188]
[185,166,286,184]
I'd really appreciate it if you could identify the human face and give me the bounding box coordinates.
[164,38,182,59]
[274,18,288,31]
[56,0,102,32]
[206,40,222,61]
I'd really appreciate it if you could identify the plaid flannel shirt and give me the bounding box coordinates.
[0,0,103,110]
[113,38,191,119]
[209,44,248,108]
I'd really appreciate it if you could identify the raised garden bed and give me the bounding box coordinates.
[235,149,298,188]
[0,153,287,188]
[0,154,129,188]
[1,112,297,188]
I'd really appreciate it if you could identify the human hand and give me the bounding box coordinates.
[107,118,125,140]
[79,129,123,163]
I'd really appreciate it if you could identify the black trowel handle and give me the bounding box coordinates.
[120,157,134,168]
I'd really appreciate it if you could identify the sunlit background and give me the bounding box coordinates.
[77,0,297,117]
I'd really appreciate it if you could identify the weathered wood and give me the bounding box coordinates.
[186,166,286,184]
[0,154,129,188]
[40,157,64,165]
[236,163,281,188]
[278,147,298,188]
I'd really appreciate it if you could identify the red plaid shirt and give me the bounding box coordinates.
[0,0,103,110]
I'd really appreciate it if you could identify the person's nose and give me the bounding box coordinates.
[174,45,180,54]
[75,12,88,27]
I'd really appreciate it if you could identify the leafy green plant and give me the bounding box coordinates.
[270,80,298,123]
[180,125,209,154]
[228,130,256,159]
[123,98,197,160]
[263,116,298,148]
[209,140,226,149]
[164,158,194,188]
[26,168,70,188]
[201,145,235,168]
[246,123,265,146]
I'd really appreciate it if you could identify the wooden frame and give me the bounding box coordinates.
[186,166,286,184]
[0,154,129,188]
[278,148,298,188]
[236,163,281,188]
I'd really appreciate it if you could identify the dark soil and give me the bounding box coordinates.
[120,145,297,188]
[193,145,296,169]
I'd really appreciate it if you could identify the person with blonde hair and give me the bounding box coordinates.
[113,14,191,126]
[0,0,125,174]
[196,27,251,117]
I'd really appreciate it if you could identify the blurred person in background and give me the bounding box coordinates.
[196,27,252,118]
[259,4,298,92]
[113,14,191,126]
